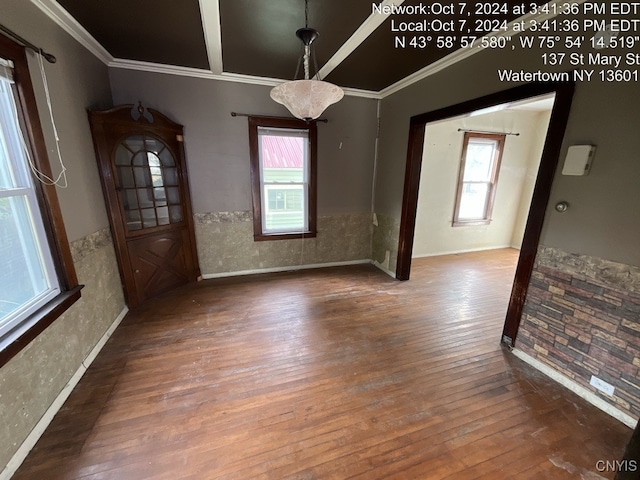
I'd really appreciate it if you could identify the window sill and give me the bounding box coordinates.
[0,285,83,367]
[254,231,317,242]
[452,220,492,227]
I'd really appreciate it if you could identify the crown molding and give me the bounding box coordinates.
[32,0,577,101]
[30,0,113,64]
[31,0,379,98]
[379,0,587,98]
[109,59,382,99]
[109,58,217,79]
[218,72,381,99]
[341,86,382,100]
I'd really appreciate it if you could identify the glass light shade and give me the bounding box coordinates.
[270,79,344,121]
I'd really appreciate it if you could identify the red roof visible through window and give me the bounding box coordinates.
[261,135,303,168]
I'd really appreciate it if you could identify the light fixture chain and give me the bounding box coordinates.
[312,46,320,80]
[303,45,310,80]
[304,0,309,28]
[293,55,302,80]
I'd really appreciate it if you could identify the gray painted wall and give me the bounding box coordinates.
[2,0,112,241]
[0,1,124,474]
[375,33,640,268]
[108,69,379,216]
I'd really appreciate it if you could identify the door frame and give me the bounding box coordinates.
[395,81,575,347]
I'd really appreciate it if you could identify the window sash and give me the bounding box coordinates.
[462,139,498,182]
[458,181,491,220]
[257,129,310,235]
[0,68,60,340]
[248,116,317,241]
[453,133,505,226]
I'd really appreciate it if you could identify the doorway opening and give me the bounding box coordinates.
[396,82,575,347]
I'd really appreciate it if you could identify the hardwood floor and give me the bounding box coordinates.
[13,249,632,479]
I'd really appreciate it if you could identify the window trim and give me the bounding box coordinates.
[0,35,82,367]
[452,132,506,227]
[248,116,317,241]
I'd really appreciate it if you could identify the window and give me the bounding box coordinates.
[248,116,317,240]
[453,132,505,226]
[0,36,81,365]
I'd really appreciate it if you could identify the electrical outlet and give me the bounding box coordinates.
[590,375,615,396]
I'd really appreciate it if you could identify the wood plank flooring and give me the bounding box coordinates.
[13,249,632,479]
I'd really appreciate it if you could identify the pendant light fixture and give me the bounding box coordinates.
[270,0,344,121]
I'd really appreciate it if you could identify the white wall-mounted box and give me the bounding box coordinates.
[562,145,596,176]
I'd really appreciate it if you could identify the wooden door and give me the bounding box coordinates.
[89,103,200,307]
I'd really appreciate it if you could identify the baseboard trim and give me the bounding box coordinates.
[412,245,515,259]
[201,259,371,279]
[1,307,129,480]
[512,348,637,429]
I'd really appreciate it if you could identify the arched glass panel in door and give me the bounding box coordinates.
[114,135,183,231]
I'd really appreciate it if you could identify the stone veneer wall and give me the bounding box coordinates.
[518,245,640,420]
[371,213,400,275]
[0,228,125,471]
[194,212,373,275]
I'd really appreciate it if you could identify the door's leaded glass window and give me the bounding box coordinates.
[114,136,182,231]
